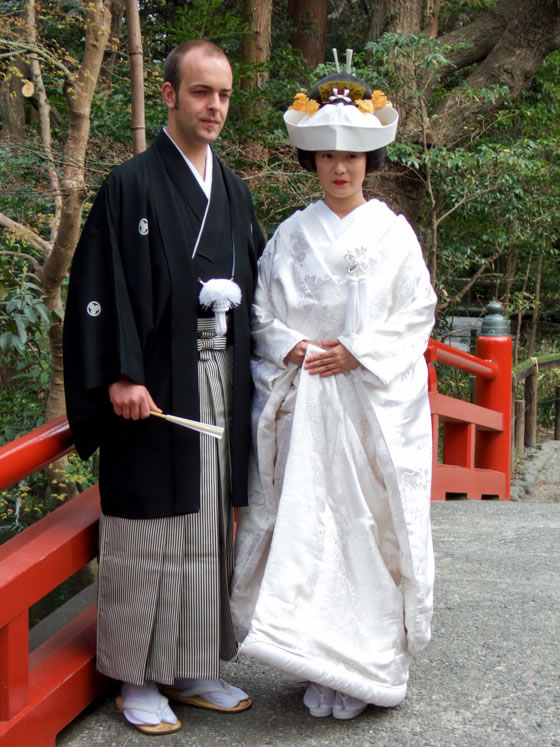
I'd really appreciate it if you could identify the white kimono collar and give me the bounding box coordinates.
[313,200,371,240]
[163,127,213,198]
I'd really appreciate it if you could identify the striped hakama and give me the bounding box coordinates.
[96,318,237,686]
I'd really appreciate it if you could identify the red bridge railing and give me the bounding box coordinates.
[0,328,512,743]
[0,417,105,747]
[425,331,512,500]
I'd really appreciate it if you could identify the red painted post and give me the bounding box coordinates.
[0,612,29,721]
[475,302,512,499]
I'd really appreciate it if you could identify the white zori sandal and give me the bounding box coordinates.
[303,682,336,717]
[332,691,368,720]
[116,682,181,734]
[160,678,252,713]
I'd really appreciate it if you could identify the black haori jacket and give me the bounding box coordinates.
[63,130,265,519]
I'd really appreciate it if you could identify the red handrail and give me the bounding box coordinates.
[0,416,73,491]
[0,419,104,746]
[425,338,499,380]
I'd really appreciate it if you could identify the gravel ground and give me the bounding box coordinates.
[52,439,560,746]
[57,501,560,747]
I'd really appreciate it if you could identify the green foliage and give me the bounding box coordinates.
[348,33,560,334]
[0,262,51,356]
[0,139,56,238]
[165,0,248,57]
[0,257,51,450]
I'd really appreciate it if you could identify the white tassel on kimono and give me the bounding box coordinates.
[357,278,368,334]
[199,278,242,335]
[344,279,359,335]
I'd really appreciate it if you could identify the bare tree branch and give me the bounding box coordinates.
[0,40,74,81]
[438,244,507,312]
[0,211,52,257]
[25,0,62,244]
[0,249,42,272]
[436,184,499,227]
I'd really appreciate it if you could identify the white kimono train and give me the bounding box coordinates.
[230,199,437,706]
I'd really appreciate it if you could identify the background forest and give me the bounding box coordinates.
[1,0,560,526]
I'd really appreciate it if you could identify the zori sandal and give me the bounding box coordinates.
[303,682,336,717]
[332,691,368,720]
[116,693,182,735]
[161,678,252,713]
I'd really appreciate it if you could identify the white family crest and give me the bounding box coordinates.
[87,301,101,317]
[138,218,149,236]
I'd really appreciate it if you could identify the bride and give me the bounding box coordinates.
[231,63,437,722]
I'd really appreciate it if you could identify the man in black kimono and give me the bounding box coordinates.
[63,40,265,735]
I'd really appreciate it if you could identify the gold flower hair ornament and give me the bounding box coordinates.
[291,85,390,119]
[289,92,320,115]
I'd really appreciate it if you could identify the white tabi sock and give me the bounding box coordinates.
[173,677,249,708]
[121,682,178,726]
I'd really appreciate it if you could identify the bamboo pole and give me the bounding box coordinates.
[125,0,146,154]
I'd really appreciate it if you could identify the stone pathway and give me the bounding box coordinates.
[57,502,560,747]
[511,440,560,502]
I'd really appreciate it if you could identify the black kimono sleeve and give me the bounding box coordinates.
[63,180,147,459]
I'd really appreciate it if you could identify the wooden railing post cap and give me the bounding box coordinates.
[480,301,510,337]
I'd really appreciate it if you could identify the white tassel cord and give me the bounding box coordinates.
[344,278,368,335]
[344,280,359,335]
[357,277,368,334]
[199,278,242,335]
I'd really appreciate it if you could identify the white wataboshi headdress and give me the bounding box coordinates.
[283,48,399,152]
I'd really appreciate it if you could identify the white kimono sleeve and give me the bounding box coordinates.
[251,233,308,369]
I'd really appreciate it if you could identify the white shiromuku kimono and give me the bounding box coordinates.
[230,198,437,707]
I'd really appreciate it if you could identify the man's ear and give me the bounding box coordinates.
[162,81,176,109]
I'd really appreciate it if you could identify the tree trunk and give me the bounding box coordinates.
[126,0,146,154]
[241,0,272,89]
[431,0,560,145]
[0,57,29,142]
[288,0,328,69]
[100,0,126,88]
[526,254,544,356]
[370,0,390,41]
[386,0,423,34]
[423,0,440,37]
[434,3,509,78]
[503,247,518,306]
[39,0,112,423]
[25,3,62,246]
[514,253,532,365]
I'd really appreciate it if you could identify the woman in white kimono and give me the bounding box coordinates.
[231,65,437,721]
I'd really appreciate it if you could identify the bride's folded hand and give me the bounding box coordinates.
[284,339,312,367]
[304,340,359,377]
